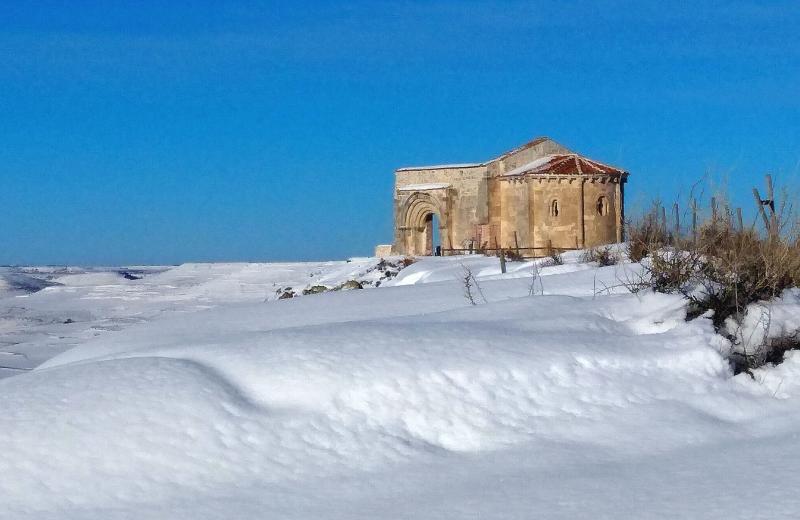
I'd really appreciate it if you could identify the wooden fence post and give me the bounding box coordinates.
[753,188,770,232]
[725,203,733,231]
[752,174,778,237]
[711,197,717,223]
[766,174,777,236]
[672,203,680,240]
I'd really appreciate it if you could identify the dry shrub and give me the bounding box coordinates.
[461,264,486,305]
[401,256,416,267]
[729,328,800,375]
[541,246,563,267]
[626,204,669,262]
[629,195,799,323]
[504,249,525,262]
[761,330,800,366]
[648,249,701,295]
[790,239,800,288]
[642,226,800,331]
[582,246,619,266]
[624,185,800,373]
[691,219,800,330]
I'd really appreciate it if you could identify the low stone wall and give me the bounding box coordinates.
[374,244,394,258]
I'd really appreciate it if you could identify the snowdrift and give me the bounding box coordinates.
[2,255,800,519]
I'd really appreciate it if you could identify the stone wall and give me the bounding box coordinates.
[374,244,394,258]
[497,176,623,251]
[529,178,582,250]
[582,179,622,247]
[394,165,488,251]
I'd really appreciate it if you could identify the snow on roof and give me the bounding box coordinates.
[502,155,557,177]
[396,163,484,172]
[501,153,627,177]
[397,183,451,191]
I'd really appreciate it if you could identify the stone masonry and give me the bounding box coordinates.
[390,137,628,256]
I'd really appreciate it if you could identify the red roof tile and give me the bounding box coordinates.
[503,154,626,177]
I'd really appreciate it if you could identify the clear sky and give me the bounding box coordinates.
[1,1,799,265]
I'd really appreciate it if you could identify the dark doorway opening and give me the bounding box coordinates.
[424,213,441,255]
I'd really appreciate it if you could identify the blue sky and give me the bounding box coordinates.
[1,1,799,265]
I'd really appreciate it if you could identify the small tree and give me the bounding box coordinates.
[461,265,486,305]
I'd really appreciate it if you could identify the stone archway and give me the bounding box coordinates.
[398,191,448,256]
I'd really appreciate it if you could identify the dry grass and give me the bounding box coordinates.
[730,329,800,376]
[503,249,525,262]
[541,244,564,266]
[625,187,800,372]
[582,246,619,266]
[626,203,670,262]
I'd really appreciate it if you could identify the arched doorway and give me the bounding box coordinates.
[423,213,441,256]
[399,191,447,256]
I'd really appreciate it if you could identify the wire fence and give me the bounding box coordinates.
[439,246,577,258]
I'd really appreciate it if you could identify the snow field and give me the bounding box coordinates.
[0,258,404,377]
[2,253,800,518]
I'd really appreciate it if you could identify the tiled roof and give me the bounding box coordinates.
[502,154,626,177]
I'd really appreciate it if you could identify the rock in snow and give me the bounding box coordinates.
[1,253,800,519]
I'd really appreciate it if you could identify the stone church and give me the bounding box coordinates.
[390,136,628,256]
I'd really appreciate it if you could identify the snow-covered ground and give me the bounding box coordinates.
[2,253,800,519]
[0,259,400,378]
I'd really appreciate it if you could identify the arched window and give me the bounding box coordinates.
[596,196,609,216]
[550,199,559,217]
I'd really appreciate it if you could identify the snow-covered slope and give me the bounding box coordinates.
[0,259,398,378]
[1,254,800,519]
